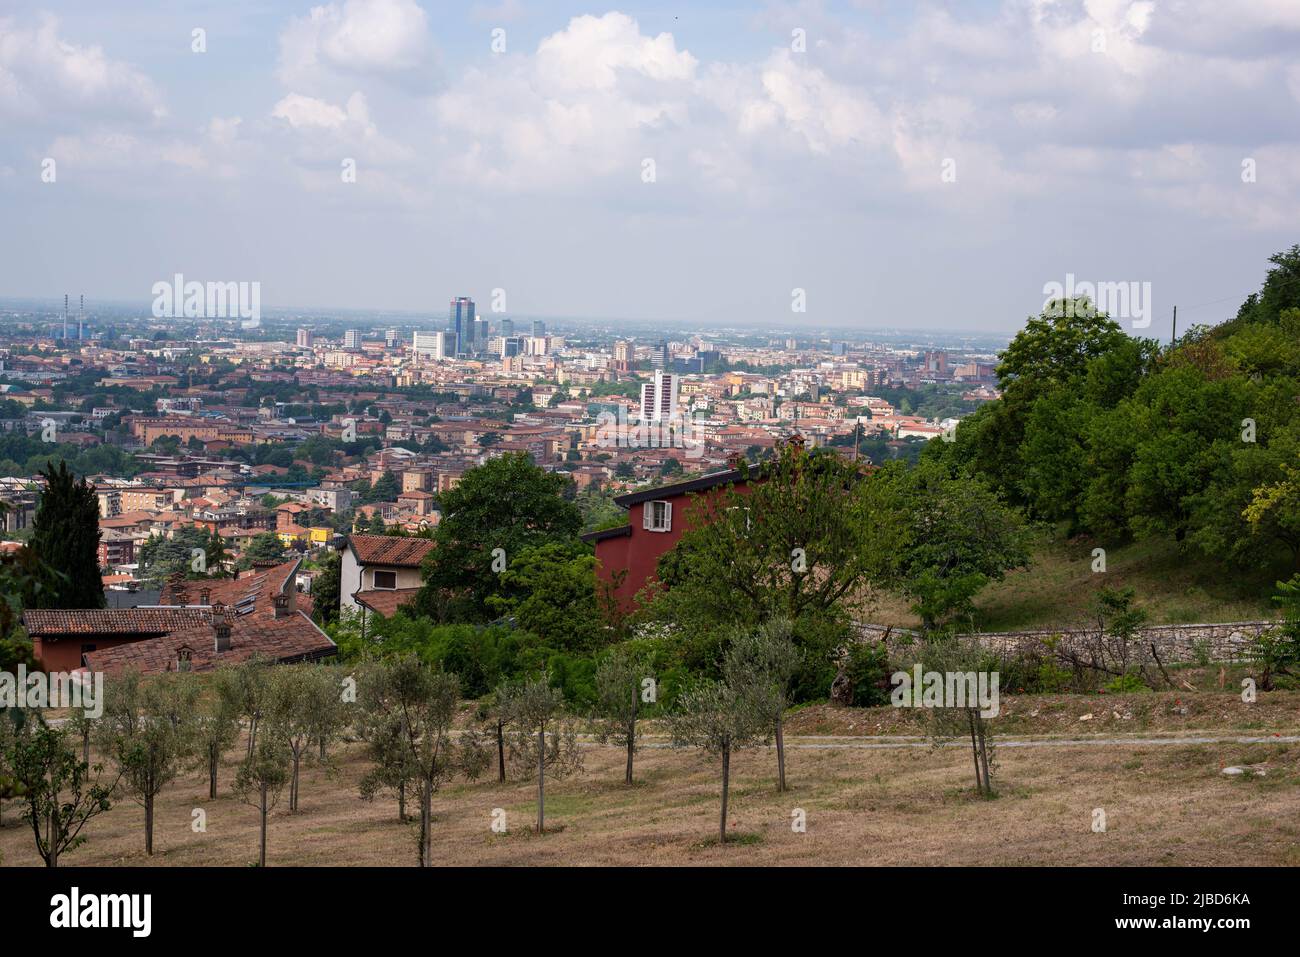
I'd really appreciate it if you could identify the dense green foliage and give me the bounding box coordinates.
[29,460,105,608]
[415,452,583,622]
[931,246,1300,580]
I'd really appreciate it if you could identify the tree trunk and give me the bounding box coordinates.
[968,710,984,793]
[536,727,545,834]
[626,691,638,786]
[291,752,300,811]
[82,725,90,765]
[420,782,432,868]
[976,719,992,796]
[209,747,218,799]
[259,783,268,867]
[145,792,154,855]
[319,738,327,761]
[775,713,786,792]
[719,743,731,844]
[496,720,506,783]
[398,780,406,822]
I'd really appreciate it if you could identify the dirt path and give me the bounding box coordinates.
[597,733,1300,750]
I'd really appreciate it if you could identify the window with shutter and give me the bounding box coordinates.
[643,500,672,532]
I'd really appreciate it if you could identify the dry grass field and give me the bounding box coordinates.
[4,692,1300,867]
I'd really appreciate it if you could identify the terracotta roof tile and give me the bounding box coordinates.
[354,588,419,617]
[37,557,334,675]
[24,607,208,636]
[347,534,434,568]
[84,611,334,674]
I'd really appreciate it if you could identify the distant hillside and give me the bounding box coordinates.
[866,530,1286,632]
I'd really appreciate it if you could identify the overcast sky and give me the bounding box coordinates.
[2,0,1299,333]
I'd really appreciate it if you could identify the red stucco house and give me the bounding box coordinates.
[582,465,751,611]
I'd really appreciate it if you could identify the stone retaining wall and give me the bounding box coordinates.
[856,620,1278,665]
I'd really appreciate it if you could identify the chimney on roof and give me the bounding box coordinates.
[212,601,232,652]
[199,586,211,605]
[273,592,290,619]
[726,451,744,470]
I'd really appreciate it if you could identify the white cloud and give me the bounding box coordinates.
[0,14,163,122]
[534,12,697,91]
[272,92,351,130]
[8,0,1300,240]
[277,0,434,89]
[748,51,887,154]
[270,90,413,178]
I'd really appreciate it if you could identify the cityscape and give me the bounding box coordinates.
[2,0,1298,938]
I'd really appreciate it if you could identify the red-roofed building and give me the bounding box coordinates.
[23,557,334,674]
[340,534,434,615]
[581,465,750,612]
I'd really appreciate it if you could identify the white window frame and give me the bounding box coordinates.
[643,500,672,532]
[371,569,398,590]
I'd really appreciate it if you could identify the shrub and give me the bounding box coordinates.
[845,641,890,707]
[1104,671,1150,694]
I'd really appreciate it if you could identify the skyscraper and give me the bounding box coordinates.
[449,297,475,355]
[640,369,680,422]
[651,340,669,369]
[614,340,633,371]
[297,328,314,348]
[531,319,546,337]
[344,329,362,349]
[499,318,514,337]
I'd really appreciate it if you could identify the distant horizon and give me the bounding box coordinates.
[0,291,1210,345]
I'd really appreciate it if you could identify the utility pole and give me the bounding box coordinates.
[1171,305,1177,347]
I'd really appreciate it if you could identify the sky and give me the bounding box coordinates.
[1,0,1299,334]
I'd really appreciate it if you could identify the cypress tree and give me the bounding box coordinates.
[30,461,105,608]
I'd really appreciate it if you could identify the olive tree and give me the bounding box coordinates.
[151,670,201,734]
[723,618,802,792]
[66,708,95,767]
[477,683,514,783]
[905,638,1000,797]
[218,656,272,760]
[669,678,766,844]
[503,674,583,835]
[306,666,352,762]
[266,668,316,812]
[99,672,192,855]
[358,657,489,865]
[357,702,417,823]
[9,722,116,867]
[234,731,292,867]
[195,681,241,799]
[592,647,651,785]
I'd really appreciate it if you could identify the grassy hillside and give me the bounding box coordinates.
[866,531,1289,632]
